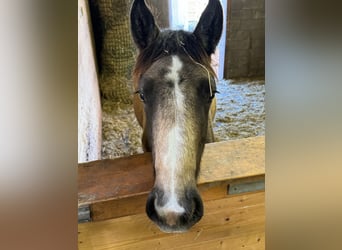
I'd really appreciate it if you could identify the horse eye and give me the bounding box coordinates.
[135,90,145,102]
[209,90,219,101]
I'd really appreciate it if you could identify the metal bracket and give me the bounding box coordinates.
[228,179,265,195]
[78,205,91,223]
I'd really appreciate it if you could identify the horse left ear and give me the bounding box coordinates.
[130,0,160,50]
[193,0,223,55]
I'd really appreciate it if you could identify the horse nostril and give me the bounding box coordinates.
[146,191,159,222]
[192,194,204,220]
[178,189,203,224]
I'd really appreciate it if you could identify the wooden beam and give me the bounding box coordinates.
[78,136,264,221]
[78,0,102,162]
[78,192,265,249]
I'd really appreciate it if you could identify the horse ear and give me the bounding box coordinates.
[130,0,160,50]
[193,0,223,55]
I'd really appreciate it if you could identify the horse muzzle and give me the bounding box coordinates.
[145,187,203,233]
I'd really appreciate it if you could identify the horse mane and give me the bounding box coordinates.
[133,30,216,88]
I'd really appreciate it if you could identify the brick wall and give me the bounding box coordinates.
[224,0,265,78]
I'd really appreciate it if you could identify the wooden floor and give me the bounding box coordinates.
[78,191,265,250]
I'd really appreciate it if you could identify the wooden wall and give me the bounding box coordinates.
[78,0,102,163]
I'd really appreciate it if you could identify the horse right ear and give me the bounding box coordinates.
[130,0,160,50]
[193,0,223,55]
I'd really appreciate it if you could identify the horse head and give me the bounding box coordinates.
[130,0,223,232]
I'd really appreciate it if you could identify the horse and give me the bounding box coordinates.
[130,0,223,233]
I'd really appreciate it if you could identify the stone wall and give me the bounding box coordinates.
[224,0,265,78]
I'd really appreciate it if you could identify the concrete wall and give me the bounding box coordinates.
[78,0,102,163]
[147,0,170,29]
[224,0,265,78]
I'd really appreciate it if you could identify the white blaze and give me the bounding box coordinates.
[154,56,186,215]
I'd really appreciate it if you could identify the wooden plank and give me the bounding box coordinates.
[78,191,265,250]
[90,177,265,221]
[78,153,153,205]
[78,136,264,206]
[199,136,265,184]
[90,194,147,221]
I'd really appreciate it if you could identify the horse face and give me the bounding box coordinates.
[141,55,213,232]
[130,0,223,233]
